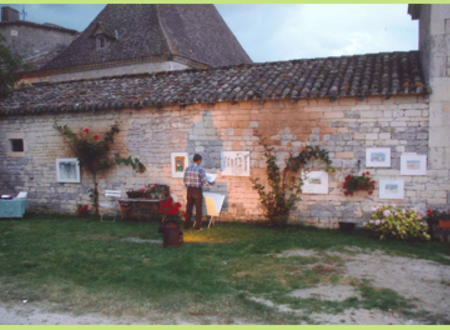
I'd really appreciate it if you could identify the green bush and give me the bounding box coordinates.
[366,205,430,241]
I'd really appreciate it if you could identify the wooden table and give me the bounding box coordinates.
[118,198,170,222]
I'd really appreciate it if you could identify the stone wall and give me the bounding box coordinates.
[418,4,450,209]
[1,94,442,227]
[0,24,76,58]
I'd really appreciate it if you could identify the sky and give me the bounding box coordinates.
[0,4,418,63]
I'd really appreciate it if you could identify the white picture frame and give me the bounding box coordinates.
[56,158,81,183]
[379,179,404,199]
[302,170,329,194]
[221,151,250,176]
[171,152,189,178]
[366,148,391,167]
[401,154,427,176]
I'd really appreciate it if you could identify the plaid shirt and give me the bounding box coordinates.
[184,164,212,188]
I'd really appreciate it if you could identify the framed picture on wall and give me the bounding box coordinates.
[379,179,404,199]
[171,152,189,178]
[401,154,427,175]
[56,158,81,183]
[302,170,329,194]
[221,151,250,176]
[366,148,391,167]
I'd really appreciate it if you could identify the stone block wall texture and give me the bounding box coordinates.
[0,24,76,58]
[418,5,450,209]
[1,94,445,228]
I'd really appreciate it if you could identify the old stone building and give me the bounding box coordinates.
[0,4,449,227]
[0,6,78,70]
[19,4,252,84]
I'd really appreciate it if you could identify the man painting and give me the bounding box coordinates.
[183,154,215,230]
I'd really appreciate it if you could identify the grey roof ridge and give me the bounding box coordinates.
[155,4,174,55]
[0,20,78,34]
[29,53,208,77]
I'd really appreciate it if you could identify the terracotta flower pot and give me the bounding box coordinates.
[438,219,450,229]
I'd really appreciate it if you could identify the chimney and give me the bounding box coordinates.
[1,6,20,22]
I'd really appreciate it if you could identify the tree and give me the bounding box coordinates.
[0,33,28,98]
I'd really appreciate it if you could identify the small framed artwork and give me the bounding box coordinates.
[221,151,250,176]
[302,171,329,194]
[366,148,391,167]
[401,154,427,176]
[171,152,189,178]
[56,158,81,183]
[379,179,404,199]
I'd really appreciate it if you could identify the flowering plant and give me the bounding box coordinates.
[139,183,165,198]
[366,204,430,241]
[343,171,375,196]
[76,204,89,217]
[159,199,187,225]
[55,124,146,216]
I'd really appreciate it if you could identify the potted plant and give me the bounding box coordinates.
[159,199,187,247]
[76,204,89,218]
[343,171,375,196]
[426,209,450,241]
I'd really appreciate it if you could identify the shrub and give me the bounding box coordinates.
[343,172,375,196]
[366,205,430,241]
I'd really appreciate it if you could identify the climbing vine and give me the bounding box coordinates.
[54,124,146,216]
[251,137,334,227]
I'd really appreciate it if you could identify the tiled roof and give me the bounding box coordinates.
[0,51,427,116]
[22,47,67,71]
[41,4,252,72]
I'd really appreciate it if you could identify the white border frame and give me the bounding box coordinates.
[366,148,391,167]
[302,170,329,194]
[379,179,404,200]
[401,154,427,176]
[221,151,251,177]
[171,152,189,178]
[56,158,81,183]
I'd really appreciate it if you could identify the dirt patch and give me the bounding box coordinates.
[342,252,450,316]
[310,308,417,325]
[290,285,360,301]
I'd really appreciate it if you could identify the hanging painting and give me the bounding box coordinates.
[221,151,250,176]
[171,152,189,178]
[401,154,427,176]
[379,179,404,199]
[302,170,329,194]
[366,148,391,167]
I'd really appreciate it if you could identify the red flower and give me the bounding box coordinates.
[182,211,187,219]
[175,202,182,208]
[166,208,178,215]
[427,209,432,216]
[94,135,99,140]
[84,128,90,133]
[368,191,373,195]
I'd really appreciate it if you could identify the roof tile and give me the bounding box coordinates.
[0,51,427,116]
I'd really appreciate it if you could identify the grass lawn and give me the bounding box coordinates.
[0,214,449,324]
